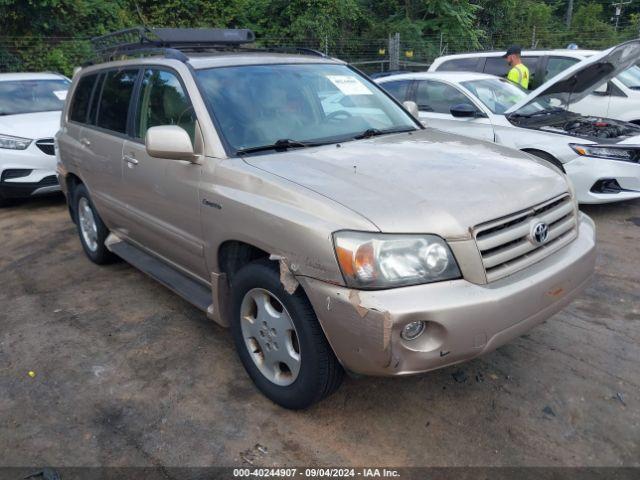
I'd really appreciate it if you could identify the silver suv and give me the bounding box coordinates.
[56,28,597,409]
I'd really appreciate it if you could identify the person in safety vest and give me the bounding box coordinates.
[503,45,530,89]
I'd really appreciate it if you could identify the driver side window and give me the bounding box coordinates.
[416,80,471,114]
[135,69,196,143]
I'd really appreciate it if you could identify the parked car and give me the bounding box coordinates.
[0,72,70,205]
[378,40,640,204]
[57,28,596,409]
[429,48,640,124]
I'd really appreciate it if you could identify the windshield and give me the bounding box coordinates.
[617,65,640,89]
[460,78,528,114]
[195,63,417,153]
[0,79,70,115]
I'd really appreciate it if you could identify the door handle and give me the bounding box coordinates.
[80,138,91,147]
[123,155,139,166]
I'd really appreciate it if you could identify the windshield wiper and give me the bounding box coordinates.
[236,139,319,156]
[353,126,416,140]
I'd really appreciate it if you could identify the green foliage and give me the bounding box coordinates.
[0,0,639,75]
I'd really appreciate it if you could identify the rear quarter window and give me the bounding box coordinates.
[436,57,483,72]
[69,74,97,123]
[95,69,139,134]
[381,80,411,101]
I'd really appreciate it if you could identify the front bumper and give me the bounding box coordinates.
[0,175,60,199]
[300,213,596,376]
[1,144,60,200]
[565,156,640,204]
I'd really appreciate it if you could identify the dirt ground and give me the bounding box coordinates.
[0,195,638,468]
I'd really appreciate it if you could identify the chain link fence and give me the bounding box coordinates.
[2,24,640,77]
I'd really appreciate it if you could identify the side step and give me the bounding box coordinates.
[108,240,212,312]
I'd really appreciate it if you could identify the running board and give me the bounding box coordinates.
[108,239,212,312]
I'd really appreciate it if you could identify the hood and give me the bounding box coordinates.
[0,111,61,139]
[243,129,569,238]
[506,39,640,115]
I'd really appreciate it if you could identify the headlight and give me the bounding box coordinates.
[570,144,637,162]
[333,231,461,289]
[0,134,32,150]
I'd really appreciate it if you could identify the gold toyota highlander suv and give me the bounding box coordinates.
[56,28,597,409]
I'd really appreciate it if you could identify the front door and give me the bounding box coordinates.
[120,68,207,280]
[415,80,495,142]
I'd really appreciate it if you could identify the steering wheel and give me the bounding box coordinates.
[326,110,353,121]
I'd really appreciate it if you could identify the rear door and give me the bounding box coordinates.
[120,67,207,279]
[414,79,494,142]
[80,68,139,226]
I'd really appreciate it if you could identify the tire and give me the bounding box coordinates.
[230,258,344,409]
[522,149,566,173]
[73,183,116,265]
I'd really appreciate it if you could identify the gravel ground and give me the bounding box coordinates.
[0,195,638,468]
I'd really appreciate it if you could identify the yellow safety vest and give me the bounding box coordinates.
[507,63,530,89]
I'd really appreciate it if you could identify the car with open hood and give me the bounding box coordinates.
[56,27,596,409]
[0,72,70,205]
[378,40,640,204]
[428,47,640,124]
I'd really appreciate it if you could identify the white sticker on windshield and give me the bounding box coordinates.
[53,90,68,100]
[326,75,373,95]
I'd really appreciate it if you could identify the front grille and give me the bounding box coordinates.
[474,194,578,282]
[1,169,32,181]
[35,138,55,156]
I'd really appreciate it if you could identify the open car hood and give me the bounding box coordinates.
[505,39,640,115]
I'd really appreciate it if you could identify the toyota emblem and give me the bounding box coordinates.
[531,222,550,245]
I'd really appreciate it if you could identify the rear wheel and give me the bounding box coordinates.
[73,183,115,264]
[230,259,344,409]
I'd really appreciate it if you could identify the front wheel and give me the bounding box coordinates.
[230,259,344,409]
[73,183,115,264]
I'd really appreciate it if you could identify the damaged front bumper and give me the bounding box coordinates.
[300,213,596,376]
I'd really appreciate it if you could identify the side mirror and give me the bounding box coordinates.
[403,100,420,118]
[450,103,478,118]
[146,125,197,161]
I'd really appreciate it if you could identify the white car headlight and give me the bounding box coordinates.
[570,143,637,162]
[333,231,461,289]
[0,133,32,150]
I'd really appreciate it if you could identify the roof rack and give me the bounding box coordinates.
[87,27,327,65]
[90,27,256,62]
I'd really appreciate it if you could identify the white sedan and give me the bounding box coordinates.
[377,40,640,204]
[0,72,70,206]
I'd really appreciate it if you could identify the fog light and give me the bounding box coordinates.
[401,321,426,341]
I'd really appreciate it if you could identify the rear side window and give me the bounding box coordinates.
[483,56,540,88]
[69,74,97,123]
[484,57,509,77]
[522,57,540,88]
[436,57,482,72]
[96,69,139,134]
[381,80,411,101]
[416,80,471,114]
[135,69,196,142]
[545,57,579,82]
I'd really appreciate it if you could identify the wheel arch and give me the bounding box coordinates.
[521,148,566,173]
